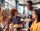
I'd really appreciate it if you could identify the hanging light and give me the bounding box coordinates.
[5,3,7,5]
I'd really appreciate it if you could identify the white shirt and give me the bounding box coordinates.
[25,9,32,17]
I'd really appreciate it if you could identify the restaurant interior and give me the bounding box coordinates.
[0,0,40,31]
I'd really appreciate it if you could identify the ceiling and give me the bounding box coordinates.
[4,0,40,4]
[18,0,40,4]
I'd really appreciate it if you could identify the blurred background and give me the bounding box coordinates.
[0,0,40,14]
[0,0,40,31]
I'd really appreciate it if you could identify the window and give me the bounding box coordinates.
[5,0,16,8]
[5,3,7,5]
[4,0,16,10]
[18,5,24,14]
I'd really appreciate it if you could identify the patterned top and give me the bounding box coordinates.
[12,16,21,24]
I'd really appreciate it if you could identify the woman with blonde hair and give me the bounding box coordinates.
[2,10,10,31]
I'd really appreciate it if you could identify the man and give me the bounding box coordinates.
[24,1,34,31]
[25,1,33,19]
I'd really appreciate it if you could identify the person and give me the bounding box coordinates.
[25,1,33,19]
[24,1,33,29]
[2,10,10,31]
[11,8,22,31]
[11,8,21,24]
[0,4,3,24]
[30,9,40,31]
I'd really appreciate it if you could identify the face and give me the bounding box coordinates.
[2,11,7,16]
[14,11,17,16]
[32,11,37,19]
[26,3,32,9]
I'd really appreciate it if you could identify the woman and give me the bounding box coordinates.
[2,10,10,31]
[0,6,3,31]
[36,9,40,31]
[11,8,21,24]
[30,9,40,31]
[11,8,21,31]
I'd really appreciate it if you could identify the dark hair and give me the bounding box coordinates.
[26,1,33,5]
[11,8,17,16]
[34,9,40,22]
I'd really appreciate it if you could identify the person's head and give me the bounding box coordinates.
[32,9,40,22]
[2,10,7,20]
[2,10,7,16]
[11,8,17,17]
[26,1,32,9]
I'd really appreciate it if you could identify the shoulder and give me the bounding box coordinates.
[37,22,40,23]
[16,16,21,19]
[37,22,40,25]
[31,23,37,27]
[37,22,40,31]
